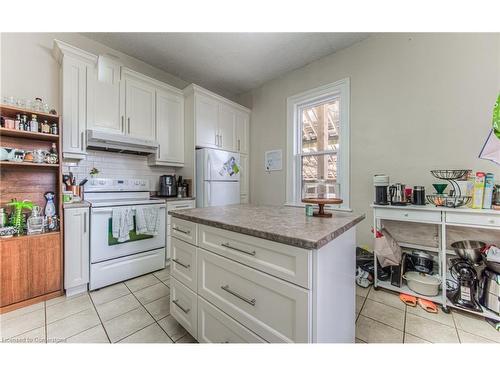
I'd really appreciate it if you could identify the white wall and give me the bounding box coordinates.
[0,32,188,192]
[239,34,500,248]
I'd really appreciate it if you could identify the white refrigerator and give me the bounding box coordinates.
[196,148,241,207]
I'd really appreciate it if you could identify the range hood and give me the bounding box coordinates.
[86,130,159,155]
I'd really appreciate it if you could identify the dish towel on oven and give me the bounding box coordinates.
[112,207,134,242]
[135,206,161,236]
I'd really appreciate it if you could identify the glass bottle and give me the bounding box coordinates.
[42,120,50,133]
[27,205,44,235]
[14,114,21,130]
[50,122,58,135]
[22,114,29,131]
[30,114,38,132]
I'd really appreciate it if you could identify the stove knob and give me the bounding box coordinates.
[99,180,105,185]
[141,181,146,186]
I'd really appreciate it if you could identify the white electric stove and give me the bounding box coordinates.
[85,178,166,290]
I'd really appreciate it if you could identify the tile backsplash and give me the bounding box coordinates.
[63,150,176,192]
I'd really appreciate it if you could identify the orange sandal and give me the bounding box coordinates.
[400,293,417,307]
[417,298,438,313]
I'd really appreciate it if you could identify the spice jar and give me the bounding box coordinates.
[50,122,58,135]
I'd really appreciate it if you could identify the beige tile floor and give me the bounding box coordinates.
[355,285,500,343]
[2,268,499,344]
[0,266,196,344]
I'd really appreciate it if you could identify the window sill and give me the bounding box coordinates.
[284,202,353,212]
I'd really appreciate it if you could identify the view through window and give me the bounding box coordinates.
[300,99,340,194]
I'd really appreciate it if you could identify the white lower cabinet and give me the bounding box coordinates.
[64,206,90,296]
[170,277,198,338]
[166,200,196,261]
[170,237,197,291]
[197,297,266,343]
[170,221,324,343]
[197,249,309,343]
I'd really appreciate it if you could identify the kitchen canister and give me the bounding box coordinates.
[305,204,314,217]
[63,191,73,203]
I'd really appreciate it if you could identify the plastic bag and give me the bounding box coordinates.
[373,228,402,268]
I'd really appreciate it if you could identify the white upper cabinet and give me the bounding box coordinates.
[195,93,219,148]
[88,56,122,134]
[235,111,250,154]
[149,87,185,166]
[218,103,236,151]
[53,40,97,160]
[123,69,156,141]
[188,85,250,153]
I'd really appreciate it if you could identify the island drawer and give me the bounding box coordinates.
[170,237,197,292]
[197,224,311,289]
[170,276,198,339]
[171,217,197,245]
[167,200,195,226]
[197,248,310,343]
[197,297,266,343]
[445,212,500,227]
[375,207,441,223]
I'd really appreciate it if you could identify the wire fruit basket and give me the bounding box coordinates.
[426,194,472,208]
[428,169,472,208]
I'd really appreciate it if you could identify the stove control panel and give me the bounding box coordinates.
[86,178,150,192]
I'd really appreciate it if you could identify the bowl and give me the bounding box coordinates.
[482,254,500,273]
[450,240,486,264]
[432,183,448,194]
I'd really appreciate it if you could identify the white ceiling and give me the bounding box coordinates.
[83,33,369,98]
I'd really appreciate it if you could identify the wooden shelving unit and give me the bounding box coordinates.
[0,127,59,141]
[0,103,64,313]
[0,161,60,168]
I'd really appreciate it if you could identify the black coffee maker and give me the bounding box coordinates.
[447,258,482,312]
[159,174,177,197]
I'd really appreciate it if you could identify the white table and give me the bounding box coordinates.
[372,204,499,318]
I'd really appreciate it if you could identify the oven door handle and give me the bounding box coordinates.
[91,205,166,214]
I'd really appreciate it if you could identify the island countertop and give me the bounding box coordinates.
[169,205,365,250]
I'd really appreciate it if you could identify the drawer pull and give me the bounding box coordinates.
[221,284,256,306]
[403,213,409,217]
[172,299,190,314]
[172,258,190,269]
[221,242,256,256]
[173,227,191,235]
[489,219,495,224]
[173,205,190,209]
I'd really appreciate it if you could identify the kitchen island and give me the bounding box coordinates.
[168,205,365,343]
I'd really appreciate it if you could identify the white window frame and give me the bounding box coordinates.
[286,78,350,209]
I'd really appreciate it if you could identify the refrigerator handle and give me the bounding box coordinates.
[207,182,211,206]
[207,153,211,181]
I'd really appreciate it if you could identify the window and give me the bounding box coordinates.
[286,78,350,208]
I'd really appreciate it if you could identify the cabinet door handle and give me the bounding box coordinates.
[220,134,223,147]
[173,227,190,235]
[127,118,131,134]
[221,242,256,256]
[221,285,256,306]
[238,139,240,151]
[173,205,190,209]
[121,116,124,132]
[81,132,84,151]
[83,212,87,233]
[172,299,190,314]
[158,144,161,158]
[172,258,190,269]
